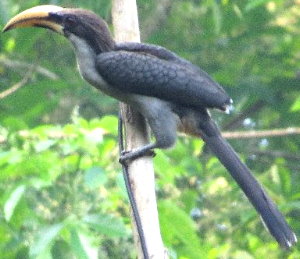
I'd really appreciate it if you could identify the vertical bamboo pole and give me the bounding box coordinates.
[111,0,168,258]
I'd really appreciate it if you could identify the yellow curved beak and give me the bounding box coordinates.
[3,5,64,33]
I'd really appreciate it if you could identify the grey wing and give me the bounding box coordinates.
[115,42,202,73]
[96,50,231,111]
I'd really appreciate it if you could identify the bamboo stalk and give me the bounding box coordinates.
[111,1,168,258]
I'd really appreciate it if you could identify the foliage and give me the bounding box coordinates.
[0,0,300,258]
[0,115,134,258]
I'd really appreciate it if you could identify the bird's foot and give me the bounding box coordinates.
[119,149,156,165]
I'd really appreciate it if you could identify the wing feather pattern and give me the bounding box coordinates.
[96,43,231,110]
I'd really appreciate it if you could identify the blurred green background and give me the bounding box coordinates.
[0,0,300,258]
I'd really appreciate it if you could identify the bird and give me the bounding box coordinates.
[3,5,297,248]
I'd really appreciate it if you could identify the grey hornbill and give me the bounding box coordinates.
[3,5,297,248]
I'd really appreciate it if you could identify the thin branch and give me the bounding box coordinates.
[222,127,300,139]
[1,127,300,145]
[0,57,59,80]
[0,68,33,99]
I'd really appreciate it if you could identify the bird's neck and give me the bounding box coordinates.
[67,33,130,103]
[68,34,108,88]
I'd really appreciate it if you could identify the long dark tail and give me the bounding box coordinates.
[197,112,297,248]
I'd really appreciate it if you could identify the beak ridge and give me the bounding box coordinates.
[2,5,64,33]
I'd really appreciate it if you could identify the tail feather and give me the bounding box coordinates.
[197,114,297,248]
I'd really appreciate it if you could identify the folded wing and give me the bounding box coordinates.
[96,43,232,111]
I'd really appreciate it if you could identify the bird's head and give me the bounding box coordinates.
[3,5,115,53]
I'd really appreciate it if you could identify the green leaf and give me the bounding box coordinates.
[159,200,208,259]
[290,96,300,112]
[95,115,118,135]
[84,166,107,189]
[4,185,26,221]
[51,240,74,259]
[83,214,128,237]
[35,250,52,259]
[5,38,16,53]
[212,1,222,34]
[181,190,198,213]
[34,140,56,152]
[281,201,300,210]
[70,228,98,259]
[232,250,254,259]
[245,0,273,11]
[30,223,64,257]
[278,166,292,194]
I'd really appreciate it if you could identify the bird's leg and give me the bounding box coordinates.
[119,143,157,164]
[119,102,177,164]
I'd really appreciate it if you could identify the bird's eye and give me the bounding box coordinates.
[65,16,76,26]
